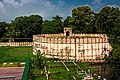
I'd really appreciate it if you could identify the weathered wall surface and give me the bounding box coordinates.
[0,42,32,46]
[33,34,112,62]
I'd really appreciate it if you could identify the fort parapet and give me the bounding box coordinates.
[33,27,112,62]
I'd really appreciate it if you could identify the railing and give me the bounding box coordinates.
[22,51,30,80]
[0,38,33,46]
[0,42,32,46]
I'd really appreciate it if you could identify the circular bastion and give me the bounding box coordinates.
[33,27,112,62]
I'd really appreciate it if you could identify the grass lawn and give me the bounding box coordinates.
[0,46,32,63]
[28,52,98,80]
[29,61,97,80]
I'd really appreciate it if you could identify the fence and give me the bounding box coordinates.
[22,51,30,80]
[0,38,32,47]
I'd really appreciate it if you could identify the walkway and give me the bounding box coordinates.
[0,67,24,80]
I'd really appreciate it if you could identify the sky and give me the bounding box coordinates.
[0,0,120,22]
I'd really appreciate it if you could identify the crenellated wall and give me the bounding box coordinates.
[33,28,112,62]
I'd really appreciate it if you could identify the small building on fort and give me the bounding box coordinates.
[33,27,112,62]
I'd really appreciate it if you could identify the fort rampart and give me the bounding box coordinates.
[33,27,112,62]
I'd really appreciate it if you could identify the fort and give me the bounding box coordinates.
[33,27,112,62]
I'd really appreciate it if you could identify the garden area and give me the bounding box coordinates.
[28,51,98,80]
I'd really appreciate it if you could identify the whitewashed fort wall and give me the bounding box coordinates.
[33,28,112,62]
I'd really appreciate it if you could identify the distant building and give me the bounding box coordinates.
[33,27,112,62]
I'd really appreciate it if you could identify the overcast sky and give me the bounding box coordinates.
[0,0,120,22]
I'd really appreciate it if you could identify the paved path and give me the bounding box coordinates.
[0,67,24,80]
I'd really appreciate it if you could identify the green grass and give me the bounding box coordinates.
[76,62,97,75]
[28,52,97,80]
[0,46,32,63]
[47,62,73,80]
[29,61,97,80]
[46,61,62,66]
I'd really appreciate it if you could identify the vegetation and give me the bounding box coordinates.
[0,46,32,63]
[108,36,120,61]
[112,47,120,61]
[28,51,97,80]
[0,6,119,38]
[41,15,63,34]
[0,5,120,68]
[8,15,43,38]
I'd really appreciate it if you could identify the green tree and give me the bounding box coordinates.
[41,20,54,34]
[25,15,43,37]
[7,15,43,38]
[41,15,63,34]
[64,16,77,33]
[64,16,75,27]
[72,6,95,33]
[35,51,45,69]
[99,6,120,35]
[0,22,9,38]
[112,47,120,61]
[92,13,102,33]
[52,15,62,20]
[52,15,63,33]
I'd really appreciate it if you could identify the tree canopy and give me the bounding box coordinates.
[41,15,63,34]
[6,15,43,38]
[0,22,9,38]
[0,6,120,38]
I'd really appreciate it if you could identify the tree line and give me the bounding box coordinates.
[0,6,120,60]
[0,6,120,38]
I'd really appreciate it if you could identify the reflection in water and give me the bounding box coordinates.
[91,63,116,80]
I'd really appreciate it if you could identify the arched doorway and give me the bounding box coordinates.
[66,31,69,36]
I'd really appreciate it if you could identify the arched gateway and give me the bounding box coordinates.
[33,27,112,62]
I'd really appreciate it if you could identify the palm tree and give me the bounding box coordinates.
[52,15,62,20]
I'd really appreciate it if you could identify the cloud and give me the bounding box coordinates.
[14,0,66,20]
[0,2,5,13]
[0,0,34,9]
[92,0,100,4]
[3,0,22,7]
[0,0,59,21]
[58,0,65,7]
[91,0,120,12]
[0,0,70,22]
[20,0,34,4]
[34,0,58,19]
[91,0,105,12]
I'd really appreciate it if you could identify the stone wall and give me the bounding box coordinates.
[33,33,112,62]
[0,42,32,46]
